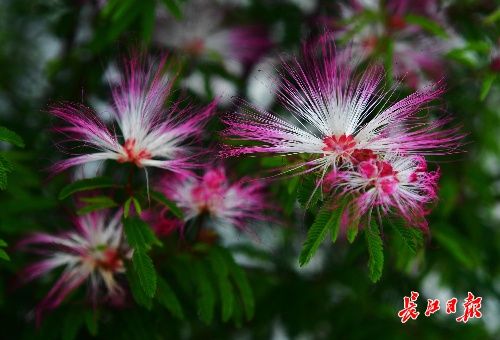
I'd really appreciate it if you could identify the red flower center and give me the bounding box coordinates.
[118,138,151,166]
[191,169,227,213]
[490,57,500,73]
[387,15,407,31]
[192,185,223,214]
[184,38,205,56]
[362,35,379,52]
[359,160,399,195]
[322,134,357,155]
[95,248,123,272]
[351,148,377,164]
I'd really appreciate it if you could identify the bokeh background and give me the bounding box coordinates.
[0,0,499,338]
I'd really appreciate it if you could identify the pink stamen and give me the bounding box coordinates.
[191,169,227,213]
[322,134,357,155]
[362,36,378,53]
[491,57,500,73]
[379,177,398,194]
[96,248,123,272]
[387,15,407,31]
[184,38,205,56]
[118,138,151,166]
[351,148,377,164]
[359,160,400,194]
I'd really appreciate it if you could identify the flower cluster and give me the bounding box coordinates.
[20,56,267,315]
[160,167,268,232]
[332,0,454,89]
[49,56,217,176]
[154,0,271,68]
[18,211,129,321]
[18,26,463,320]
[222,33,462,230]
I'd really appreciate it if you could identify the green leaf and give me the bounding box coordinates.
[132,250,157,298]
[297,176,321,209]
[330,200,347,243]
[170,255,194,294]
[123,217,162,251]
[0,239,7,247]
[0,126,24,147]
[389,219,423,255]
[156,276,184,319]
[84,310,99,336]
[77,196,118,215]
[480,73,496,101]
[192,261,216,325]
[79,196,114,204]
[141,0,156,43]
[346,222,359,243]
[150,190,184,219]
[446,49,477,67]
[124,197,141,218]
[299,201,343,266]
[62,308,85,340]
[126,263,153,309]
[222,250,254,321]
[109,0,135,22]
[161,0,183,19]
[123,218,151,249]
[0,166,7,191]
[0,249,10,261]
[124,197,132,218]
[132,197,142,215]
[101,0,124,17]
[231,292,244,327]
[0,154,13,190]
[405,14,448,37]
[0,154,14,172]
[92,0,140,51]
[208,247,235,322]
[59,177,115,200]
[484,8,500,24]
[287,176,299,194]
[365,220,384,283]
[433,225,475,269]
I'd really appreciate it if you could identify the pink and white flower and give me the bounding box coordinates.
[334,0,450,89]
[222,34,462,181]
[339,154,439,229]
[161,168,267,231]
[490,39,500,73]
[49,56,217,175]
[18,211,130,317]
[392,38,446,89]
[141,208,182,237]
[154,0,271,66]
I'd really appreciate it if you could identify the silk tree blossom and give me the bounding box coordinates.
[333,0,451,89]
[338,0,446,37]
[154,0,271,67]
[490,40,500,73]
[161,168,267,231]
[18,211,130,318]
[392,38,445,89]
[141,208,182,237]
[338,154,439,229]
[49,56,217,175]
[222,35,462,182]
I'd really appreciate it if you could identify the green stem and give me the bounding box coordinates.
[126,163,135,197]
